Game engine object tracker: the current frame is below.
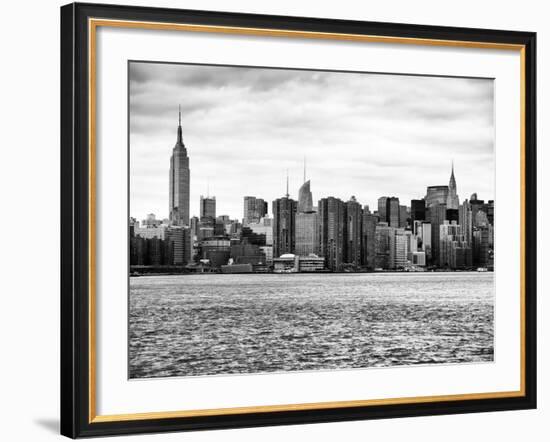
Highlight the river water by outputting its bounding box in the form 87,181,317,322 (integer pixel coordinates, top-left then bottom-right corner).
129,272,494,378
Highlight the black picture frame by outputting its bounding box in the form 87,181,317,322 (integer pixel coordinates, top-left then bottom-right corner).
61,2,537,438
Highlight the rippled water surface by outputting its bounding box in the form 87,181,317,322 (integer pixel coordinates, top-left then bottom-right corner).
129,272,494,378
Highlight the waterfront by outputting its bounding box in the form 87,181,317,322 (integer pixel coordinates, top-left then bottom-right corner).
129,272,494,378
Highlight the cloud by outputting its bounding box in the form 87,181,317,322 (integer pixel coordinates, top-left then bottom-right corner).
129,61,494,221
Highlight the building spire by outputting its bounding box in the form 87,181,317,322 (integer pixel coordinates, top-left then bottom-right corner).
176,105,183,145
303,156,306,183
286,169,289,198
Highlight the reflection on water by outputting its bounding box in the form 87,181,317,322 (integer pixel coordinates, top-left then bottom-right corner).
129,272,494,378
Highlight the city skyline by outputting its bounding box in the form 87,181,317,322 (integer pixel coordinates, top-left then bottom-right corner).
130,62,495,222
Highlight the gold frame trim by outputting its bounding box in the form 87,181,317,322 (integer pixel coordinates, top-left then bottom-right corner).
88,18,527,424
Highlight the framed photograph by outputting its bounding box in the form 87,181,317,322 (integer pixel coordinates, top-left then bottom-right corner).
60,2,537,438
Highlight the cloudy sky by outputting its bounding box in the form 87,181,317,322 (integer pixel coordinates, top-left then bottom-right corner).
129,61,494,222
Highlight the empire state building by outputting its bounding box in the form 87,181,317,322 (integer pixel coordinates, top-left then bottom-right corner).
169,107,190,226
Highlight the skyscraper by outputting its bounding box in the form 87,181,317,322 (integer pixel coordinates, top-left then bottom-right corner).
459,199,473,245
425,185,449,208
297,180,313,213
199,195,216,221
318,197,346,271
361,213,378,269
374,222,392,269
389,228,411,269
388,197,400,228
428,202,447,265
272,177,297,258
411,199,426,226
295,170,318,257
169,107,190,226
377,197,388,223
243,196,268,225
345,196,362,267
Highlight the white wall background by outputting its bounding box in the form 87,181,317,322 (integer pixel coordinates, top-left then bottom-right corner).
0,0,546,440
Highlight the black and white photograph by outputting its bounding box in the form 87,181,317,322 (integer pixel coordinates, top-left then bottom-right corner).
128,61,495,379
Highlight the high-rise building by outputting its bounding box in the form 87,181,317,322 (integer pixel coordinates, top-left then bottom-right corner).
199,195,216,221
419,221,432,263
469,195,486,227
399,204,409,228
473,228,490,267
318,197,346,271
425,185,449,208
446,163,459,209
243,196,268,225
169,107,190,226
272,197,297,258
361,213,378,269
374,222,392,269
439,220,472,269
345,196,362,266
297,180,313,214
295,212,319,256
295,172,318,257
428,203,447,265
411,199,426,225
389,228,411,269
377,197,388,223
459,199,473,245
388,197,400,228
165,226,192,265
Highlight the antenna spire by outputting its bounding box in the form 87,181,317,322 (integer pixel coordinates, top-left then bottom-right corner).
286,169,289,198
176,105,183,145
303,156,306,183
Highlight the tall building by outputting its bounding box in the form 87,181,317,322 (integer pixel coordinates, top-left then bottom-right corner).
199,195,216,221
389,228,411,269
165,226,192,265
169,107,190,226
473,227,491,268
469,194,486,227
459,199,473,245
374,222,392,269
318,197,346,271
439,220,472,269
297,180,313,213
377,197,388,223
295,212,319,256
272,196,297,258
243,196,268,225
399,205,409,228
388,197,400,228
361,213,378,269
425,185,449,208
411,199,426,225
428,203,447,265
446,163,459,209
345,196,362,266
295,170,319,257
